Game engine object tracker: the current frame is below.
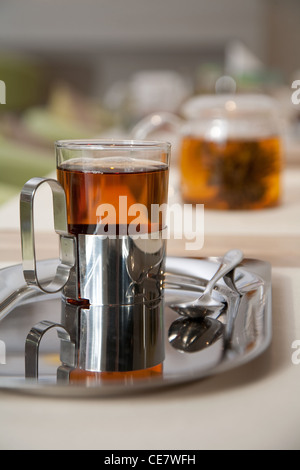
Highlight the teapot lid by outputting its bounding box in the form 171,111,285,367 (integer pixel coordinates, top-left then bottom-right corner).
181,94,279,119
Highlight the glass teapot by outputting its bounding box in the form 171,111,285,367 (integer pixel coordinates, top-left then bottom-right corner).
132,94,283,210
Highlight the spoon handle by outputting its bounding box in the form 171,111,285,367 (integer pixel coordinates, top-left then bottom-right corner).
204,249,244,296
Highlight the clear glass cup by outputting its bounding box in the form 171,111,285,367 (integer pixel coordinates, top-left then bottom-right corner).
56,139,170,235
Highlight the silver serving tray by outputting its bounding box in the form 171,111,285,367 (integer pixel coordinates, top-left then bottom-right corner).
0,257,272,397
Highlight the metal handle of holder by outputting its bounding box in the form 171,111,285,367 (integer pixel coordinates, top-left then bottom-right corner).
20,177,76,294
25,320,75,380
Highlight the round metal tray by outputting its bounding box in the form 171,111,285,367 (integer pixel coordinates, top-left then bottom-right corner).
0,257,272,397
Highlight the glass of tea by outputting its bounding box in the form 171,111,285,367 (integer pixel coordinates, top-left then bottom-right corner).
56,140,170,235
56,140,170,383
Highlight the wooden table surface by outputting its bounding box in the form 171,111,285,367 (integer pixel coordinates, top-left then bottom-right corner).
0,230,299,268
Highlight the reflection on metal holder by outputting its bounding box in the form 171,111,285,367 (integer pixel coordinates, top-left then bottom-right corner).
66,232,166,373
60,299,164,374
25,320,75,380
23,232,167,377
65,232,166,373
77,232,166,305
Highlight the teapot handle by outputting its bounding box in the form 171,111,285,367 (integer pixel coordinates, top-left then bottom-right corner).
131,112,183,140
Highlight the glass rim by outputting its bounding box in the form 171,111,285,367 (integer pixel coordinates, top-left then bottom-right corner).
55,139,171,152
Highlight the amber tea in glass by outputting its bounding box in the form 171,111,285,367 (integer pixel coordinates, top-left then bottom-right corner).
57,157,169,235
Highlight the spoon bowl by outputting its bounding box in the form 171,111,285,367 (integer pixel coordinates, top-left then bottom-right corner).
168,316,224,353
170,249,244,319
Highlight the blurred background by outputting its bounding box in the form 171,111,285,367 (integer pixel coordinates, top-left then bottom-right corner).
0,0,299,204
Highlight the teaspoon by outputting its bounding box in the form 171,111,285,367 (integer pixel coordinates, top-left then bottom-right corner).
168,316,224,353
169,249,244,319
